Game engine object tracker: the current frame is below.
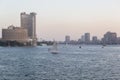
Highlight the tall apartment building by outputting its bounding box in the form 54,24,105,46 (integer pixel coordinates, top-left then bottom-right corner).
102,31,117,44
84,33,90,44
21,12,37,46
65,35,70,44
81,35,85,42
92,36,98,44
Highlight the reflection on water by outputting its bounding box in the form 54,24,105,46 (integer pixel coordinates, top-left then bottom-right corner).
0,45,120,80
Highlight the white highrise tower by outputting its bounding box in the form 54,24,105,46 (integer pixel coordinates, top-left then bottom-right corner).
21,12,37,46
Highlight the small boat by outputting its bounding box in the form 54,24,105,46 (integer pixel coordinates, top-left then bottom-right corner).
79,46,82,48
102,46,104,48
102,44,106,48
49,41,59,54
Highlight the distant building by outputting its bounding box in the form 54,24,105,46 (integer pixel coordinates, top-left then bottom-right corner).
65,35,70,44
81,35,85,42
117,37,120,44
84,33,90,44
21,12,37,46
92,36,98,44
78,38,81,43
2,25,28,42
102,31,117,44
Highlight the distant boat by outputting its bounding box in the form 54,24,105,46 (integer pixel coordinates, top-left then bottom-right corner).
49,41,59,54
102,46,104,48
102,44,106,48
79,46,82,48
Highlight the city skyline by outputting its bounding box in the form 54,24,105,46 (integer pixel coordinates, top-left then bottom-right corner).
0,0,120,41
63,31,120,45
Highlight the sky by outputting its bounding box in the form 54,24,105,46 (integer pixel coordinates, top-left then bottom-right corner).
0,0,120,41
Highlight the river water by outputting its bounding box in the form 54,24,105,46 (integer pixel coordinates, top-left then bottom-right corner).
0,45,120,80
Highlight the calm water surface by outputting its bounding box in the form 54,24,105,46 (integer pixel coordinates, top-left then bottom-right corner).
0,45,120,80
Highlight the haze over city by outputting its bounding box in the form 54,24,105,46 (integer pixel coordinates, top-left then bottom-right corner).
0,0,120,41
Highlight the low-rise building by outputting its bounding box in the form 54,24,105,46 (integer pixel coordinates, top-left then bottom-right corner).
2,25,29,42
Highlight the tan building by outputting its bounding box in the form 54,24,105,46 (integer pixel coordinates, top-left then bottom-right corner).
2,25,28,42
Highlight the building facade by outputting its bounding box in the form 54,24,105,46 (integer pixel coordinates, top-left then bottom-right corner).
81,35,85,42
2,25,28,42
21,12,37,46
92,36,98,44
65,35,70,44
84,33,90,44
102,31,117,44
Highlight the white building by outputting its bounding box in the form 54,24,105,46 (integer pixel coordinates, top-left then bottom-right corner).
21,12,37,46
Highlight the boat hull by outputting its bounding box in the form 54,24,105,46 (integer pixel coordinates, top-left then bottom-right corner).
51,51,59,54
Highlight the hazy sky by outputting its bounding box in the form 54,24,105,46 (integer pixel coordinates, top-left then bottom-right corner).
0,0,120,41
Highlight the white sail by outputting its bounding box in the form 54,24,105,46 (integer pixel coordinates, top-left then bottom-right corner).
49,41,59,54
53,42,57,50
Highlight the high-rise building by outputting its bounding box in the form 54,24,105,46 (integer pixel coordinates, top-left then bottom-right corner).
84,33,90,44
92,36,97,44
65,35,70,44
81,35,85,42
102,31,117,44
21,12,37,46
117,37,120,44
